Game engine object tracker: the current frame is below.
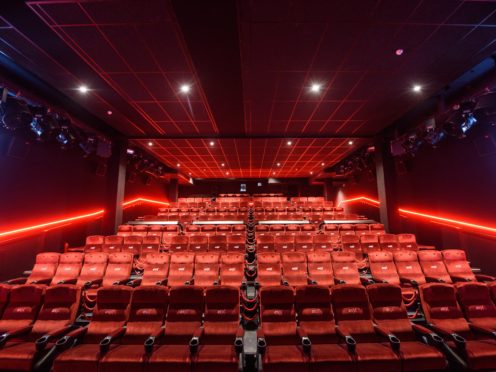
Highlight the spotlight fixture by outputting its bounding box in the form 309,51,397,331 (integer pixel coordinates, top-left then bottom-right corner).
276,162,281,167
226,172,229,175
348,140,354,145
209,141,214,146
126,148,135,155
221,163,225,167
310,171,313,175
395,48,404,56
321,162,325,166
177,163,180,167
78,85,89,94
147,141,153,146
180,84,191,94
107,110,113,116
310,83,322,93
287,140,292,146
412,85,422,93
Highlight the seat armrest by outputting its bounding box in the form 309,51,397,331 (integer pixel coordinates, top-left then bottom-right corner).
189,327,204,354
57,278,77,285
100,327,127,353
412,324,444,345
400,277,419,287
360,277,375,285
55,326,88,350
5,277,28,285
36,325,77,351
476,274,495,282
127,278,142,287
336,326,356,353
31,278,52,285
374,325,400,351
469,323,496,339
450,275,473,283
144,327,165,353
418,245,436,250
112,278,131,286
83,279,102,289
0,325,33,347
297,328,312,354
428,324,466,349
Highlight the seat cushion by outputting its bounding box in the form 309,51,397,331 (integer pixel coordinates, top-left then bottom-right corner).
145,344,191,372
53,344,103,372
192,344,237,372
0,342,37,371
309,344,354,372
355,343,401,372
263,345,309,372
463,339,496,371
99,345,147,372
399,341,447,371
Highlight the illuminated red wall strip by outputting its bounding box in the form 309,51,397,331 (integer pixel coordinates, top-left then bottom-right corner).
0,197,169,239
339,195,496,236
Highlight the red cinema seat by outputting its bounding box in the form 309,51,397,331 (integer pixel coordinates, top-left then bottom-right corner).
354,224,370,236
370,224,386,235
117,225,133,237
102,235,123,254
295,234,313,252
147,226,164,237
208,235,227,252
101,253,133,286
233,225,246,233
258,286,309,372
85,235,104,253
220,253,245,287
286,225,300,236
331,284,401,371
201,225,216,237
360,234,380,254
98,286,168,372
269,225,285,235
369,251,400,285
141,236,161,256
0,286,10,319
194,253,220,287
397,234,418,251
227,234,245,252
167,253,195,286
257,235,275,252
456,282,496,331
52,287,132,372
0,285,44,334
488,281,496,306
257,253,282,287
144,286,204,372
169,236,189,252
324,225,339,237
418,251,452,283
281,252,308,286
339,224,354,232
275,235,295,253
255,225,269,234
393,250,426,286
442,249,476,282
313,234,332,251
367,284,447,371
331,251,360,285
302,225,316,234
295,285,355,371
185,225,200,236
122,236,142,256
420,283,496,371
217,225,232,235
307,252,334,286
141,253,170,286
51,252,84,285
192,286,243,371
26,252,60,285
189,235,208,252
0,285,81,371
379,234,399,251
76,253,108,288
132,226,148,237
341,235,362,259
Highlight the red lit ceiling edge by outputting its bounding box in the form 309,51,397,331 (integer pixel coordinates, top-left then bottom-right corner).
0,197,169,239
339,196,496,236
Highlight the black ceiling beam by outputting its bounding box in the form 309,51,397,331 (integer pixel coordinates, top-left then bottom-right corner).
128,134,370,140
171,0,246,136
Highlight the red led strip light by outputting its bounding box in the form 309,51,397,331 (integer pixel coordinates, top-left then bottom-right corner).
0,197,169,239
338,196,380,207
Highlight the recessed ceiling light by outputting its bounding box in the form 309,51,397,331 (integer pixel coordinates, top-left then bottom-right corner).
78,85,89,94
177,163,180,167
310,171,313,175
276,162,281,167
147,141,153,146
106,110,112,115
310,83,322,93
188,172,191,175
180,84,191,94
413,85,422,93
273,172,276,175
221,163,225,167
209,141,214,146
321,162,325,166
287,140,292,146
348,140,354,145
226,171,229,175
395,48,404,56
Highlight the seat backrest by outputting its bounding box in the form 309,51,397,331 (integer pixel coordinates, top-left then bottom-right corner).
260,286,295,323
77,252,108,286
194,253,220,286
295,285,333,322
379,234,399,251
360,234,380,254
257,235,275,252
125,286,168,343
220,252,245,285
122,235,142,256
397,234,418,251
51,252,84,285
295,234,313,251
366,283,413,339
28,252,60,283
0,285,10,319
142,253,170,286
31,285,81,339
208,235,227,252
331,284,376,342
170,235,189,252
312,234,332,250
205,286,240,322
167,285,204,323
274,235,295,252
456,282,496,323
189,235,209,252
418,250,452,283
0,285,44,333
87,287,132,343
227,234,245,252
102,235,124,253
442,249,476,281
370,223,385,234
102,253,133,286
85,235,104,252
393,250,425,284
168,253,195,286
419,283,470,336
331,251,360,285
141,235,161,255
341,234,361,257
368,251,400,285
117,225,133,236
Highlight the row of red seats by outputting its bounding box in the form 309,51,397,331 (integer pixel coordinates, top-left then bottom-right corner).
259,284,448,371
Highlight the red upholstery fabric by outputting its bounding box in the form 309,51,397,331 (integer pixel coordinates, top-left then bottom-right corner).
0,285,10,319
360,234,380,254
27,252,60,284
194,253,220,286
418,251,452,283
85,235,104,253
220,253,245,286
257,235,275,252
208,235,227,252
397,234,418,251
141,236,161,255
307,252,333,286
189,236,208,252
102,235,124,253
331,252,360,285
295,235,313,252
456,282,496,330
312,234,333,251
226,234,245,252
170,236,189,252
275,235,295,253
368,251,400,285
281,252,308,286
0,285,44,333
442,249,476,282
51,253,83,285
257,253,282,287
122,236,143,256
101,253,133,286
167,253,195,286
76,253,108,287
341,235,362,259
379,234,399,252
141,254,170,286
393,251,426,285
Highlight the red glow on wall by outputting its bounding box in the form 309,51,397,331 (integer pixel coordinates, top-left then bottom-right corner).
0,196,169,240
338,196,380,207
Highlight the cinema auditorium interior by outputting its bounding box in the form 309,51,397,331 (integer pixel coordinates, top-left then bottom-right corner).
3,1,496,371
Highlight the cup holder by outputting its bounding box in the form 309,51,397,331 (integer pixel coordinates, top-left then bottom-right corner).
257,338,267,355
302,337,312,353
189,337,200,354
